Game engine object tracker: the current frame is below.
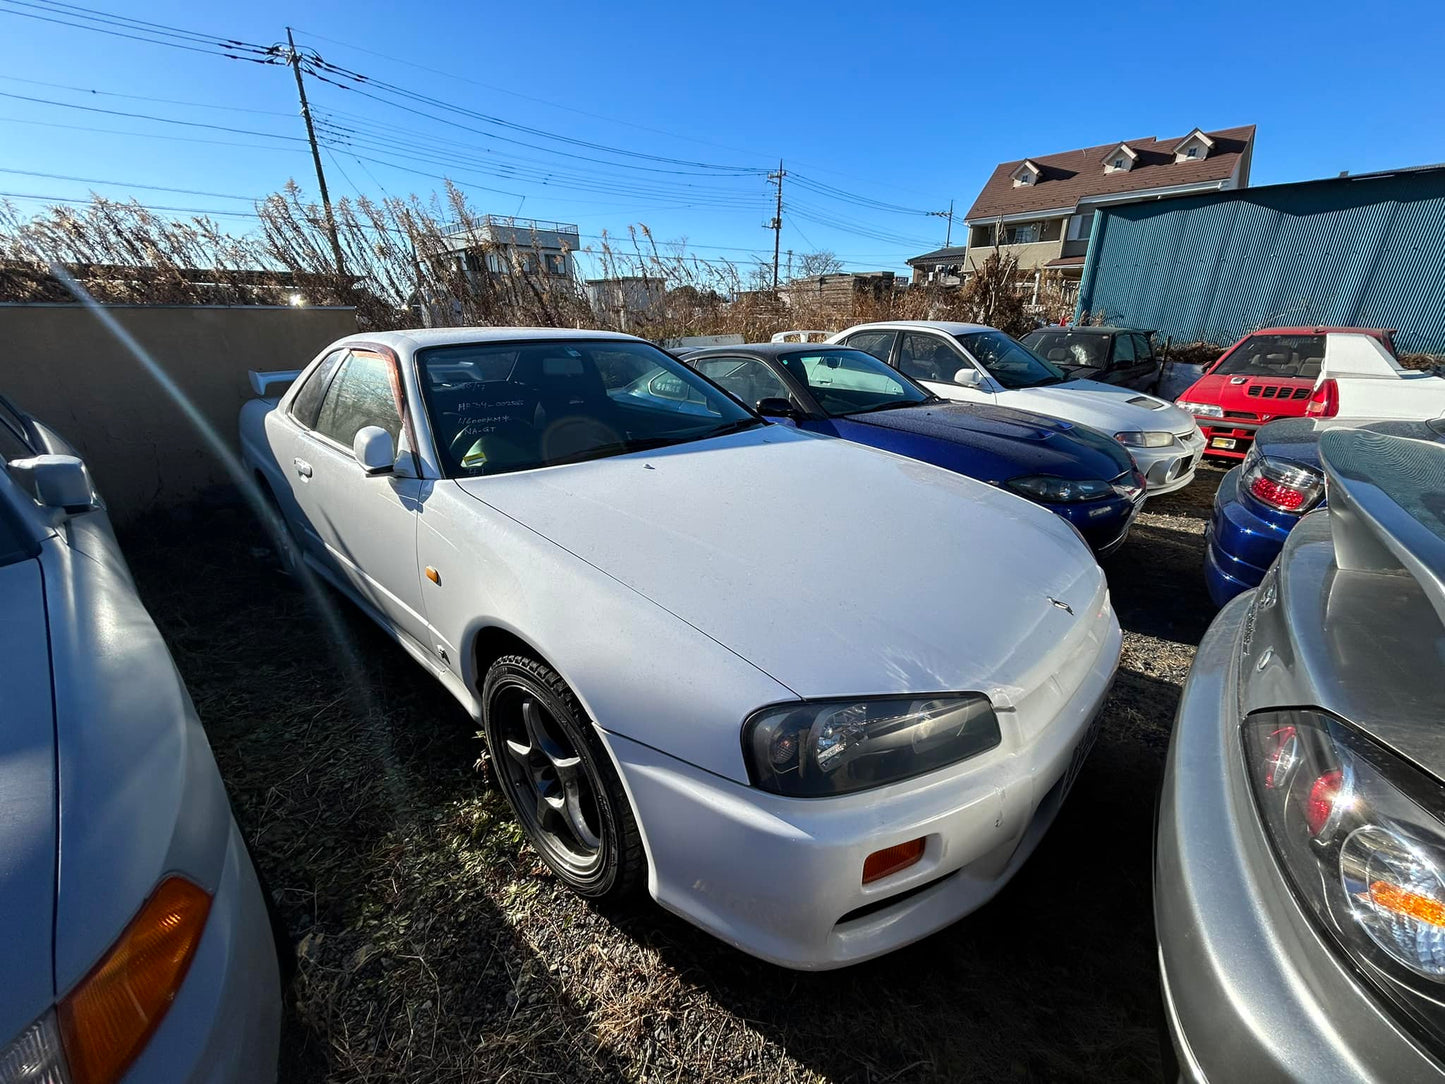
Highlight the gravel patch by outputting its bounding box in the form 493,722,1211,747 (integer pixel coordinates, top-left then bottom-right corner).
120,464,1229,1084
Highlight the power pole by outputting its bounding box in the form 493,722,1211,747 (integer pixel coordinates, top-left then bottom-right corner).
285,27,347,278
786,249,793,281
767,159,785,290
928,199,955,246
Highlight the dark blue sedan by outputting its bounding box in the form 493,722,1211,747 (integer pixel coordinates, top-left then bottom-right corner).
1204,415,1445,605
684,343,1145,554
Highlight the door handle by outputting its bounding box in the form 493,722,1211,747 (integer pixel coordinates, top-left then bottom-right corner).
292,457,313,479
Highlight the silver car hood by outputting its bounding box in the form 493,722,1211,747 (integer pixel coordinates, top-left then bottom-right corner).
0,557,57,1045
457,425,1110,700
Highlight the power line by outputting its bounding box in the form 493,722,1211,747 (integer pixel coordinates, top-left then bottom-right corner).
0,73,297,117
0,0,274,60
0,112,313,154
0,167,264,200
0,89,306,142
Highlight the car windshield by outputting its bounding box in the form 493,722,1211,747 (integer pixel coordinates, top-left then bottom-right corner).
778,348,931,415
956,331,1068,389
1021,331,1109,369
417,339,760,477
1213,334,1327,379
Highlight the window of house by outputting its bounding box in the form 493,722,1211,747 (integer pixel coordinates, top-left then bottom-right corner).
1113,158,1125,169
485,251,504,273
1186,146,1199,158
1067,211,1096,241
969,224,995,248
315,352,402,449
1004,223,1040,245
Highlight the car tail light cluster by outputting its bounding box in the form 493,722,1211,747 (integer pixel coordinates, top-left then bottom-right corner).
1305,378,1340,417
1244,709,1445,1047
1240,446,1325,514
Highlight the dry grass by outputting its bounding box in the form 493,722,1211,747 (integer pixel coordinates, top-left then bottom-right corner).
118,471,1226,1084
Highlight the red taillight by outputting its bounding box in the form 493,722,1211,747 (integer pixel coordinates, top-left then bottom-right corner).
1306,769,1346,838
1249,474,1308,511
1306,378,1339,417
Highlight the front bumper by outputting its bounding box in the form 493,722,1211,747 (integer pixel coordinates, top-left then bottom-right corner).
1202,466,1298,607
1198,419,1262,459
605,618,1120,969
122,820,282,1083
1048,493,1143,556
1132,428,1206,496
1154,594,1444,1082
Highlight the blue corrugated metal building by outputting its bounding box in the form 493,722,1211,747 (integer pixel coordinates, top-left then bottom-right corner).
1075,165,1445,353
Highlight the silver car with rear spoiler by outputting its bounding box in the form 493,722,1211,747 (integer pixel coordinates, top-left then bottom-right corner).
1156,429,1445,1082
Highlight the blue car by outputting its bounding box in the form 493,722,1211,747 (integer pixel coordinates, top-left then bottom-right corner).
1204,415,1445,605
684,343,1145,554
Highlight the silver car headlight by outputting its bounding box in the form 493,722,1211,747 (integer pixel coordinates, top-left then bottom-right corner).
0,1012,67,1084
1176,399,1224,418
1113,430,1174,448
1244,709,1445,1048
744,694,1000,797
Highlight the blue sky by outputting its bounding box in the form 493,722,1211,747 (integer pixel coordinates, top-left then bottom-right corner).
2,0,1442,278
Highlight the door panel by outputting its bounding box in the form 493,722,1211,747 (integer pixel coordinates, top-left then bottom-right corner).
294,351,429,643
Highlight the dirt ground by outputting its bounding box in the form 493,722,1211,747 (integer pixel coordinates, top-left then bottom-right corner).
122,463,1227,1084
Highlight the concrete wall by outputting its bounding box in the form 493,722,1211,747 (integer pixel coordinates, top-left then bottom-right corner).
962,238,1064,271
0,304,356,522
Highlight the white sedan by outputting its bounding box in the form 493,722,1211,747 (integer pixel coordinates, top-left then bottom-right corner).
239,328,1120,969
831,321,1206,495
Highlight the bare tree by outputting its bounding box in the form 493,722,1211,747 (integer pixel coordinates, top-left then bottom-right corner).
795,250,844,277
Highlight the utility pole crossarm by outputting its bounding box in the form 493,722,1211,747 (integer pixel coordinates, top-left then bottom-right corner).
928,199,955,247
286,27,347,279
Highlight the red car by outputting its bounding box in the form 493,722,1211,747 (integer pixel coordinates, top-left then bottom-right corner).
1174,326,1397,459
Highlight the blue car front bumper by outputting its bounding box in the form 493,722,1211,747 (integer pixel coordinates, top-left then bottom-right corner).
1048,493,1142,557
1203,467,1302,607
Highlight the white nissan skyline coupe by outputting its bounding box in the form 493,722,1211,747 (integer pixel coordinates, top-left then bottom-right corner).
239,328,1120,969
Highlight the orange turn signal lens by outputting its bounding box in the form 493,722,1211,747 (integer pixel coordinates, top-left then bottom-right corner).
1369,880,1445,927
862,838,925,885
58,875,212,1084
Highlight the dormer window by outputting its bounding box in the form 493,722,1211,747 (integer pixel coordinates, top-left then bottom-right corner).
1011,159,1041,187
1103,144,1136,173
1173,128,1216,163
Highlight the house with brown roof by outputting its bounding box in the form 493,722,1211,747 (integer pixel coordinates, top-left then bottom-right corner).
909,125,1255,303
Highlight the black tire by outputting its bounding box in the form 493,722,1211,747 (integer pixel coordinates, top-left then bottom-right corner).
481,654,644,900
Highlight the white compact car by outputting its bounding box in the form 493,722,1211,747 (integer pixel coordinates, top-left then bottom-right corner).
831,321,1205,495
0,396,281,1083
239,328,1120,969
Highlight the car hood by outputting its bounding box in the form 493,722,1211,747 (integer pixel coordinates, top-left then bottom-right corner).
0,557,57,1045
840,401,1132,481
456,425,1110,700
1181,372,1313,420
1000,379,1196,434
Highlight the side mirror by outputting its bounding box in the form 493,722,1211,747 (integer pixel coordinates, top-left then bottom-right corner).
756,397,798,420
353,426,396,475
10,454,95,513
953,368,983,387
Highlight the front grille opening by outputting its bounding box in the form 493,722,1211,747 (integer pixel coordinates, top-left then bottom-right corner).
836,870,961,926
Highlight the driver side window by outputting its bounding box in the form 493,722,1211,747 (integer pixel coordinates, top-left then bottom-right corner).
1110,334,1137,368
315,352,402,448
694,356,791,407
899,332,970,384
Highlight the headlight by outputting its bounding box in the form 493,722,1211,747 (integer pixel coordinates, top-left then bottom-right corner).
0,1012,67,1084
1005,475,1115,503
1176,400,1224,418
1239,444,1324,513
744,694,1000,797
1244,709,1445,1047
1114,430,1174,448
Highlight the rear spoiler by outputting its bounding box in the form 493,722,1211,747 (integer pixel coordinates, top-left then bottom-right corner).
1321,428,1445,625
248,369,302,398
1319,333,1406,379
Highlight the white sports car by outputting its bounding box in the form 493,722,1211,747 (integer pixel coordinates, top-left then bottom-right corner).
831,321,1206,495
239,328,1120,969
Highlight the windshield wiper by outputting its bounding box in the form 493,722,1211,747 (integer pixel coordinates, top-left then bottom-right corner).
704,417,766,438
849,399,926,415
